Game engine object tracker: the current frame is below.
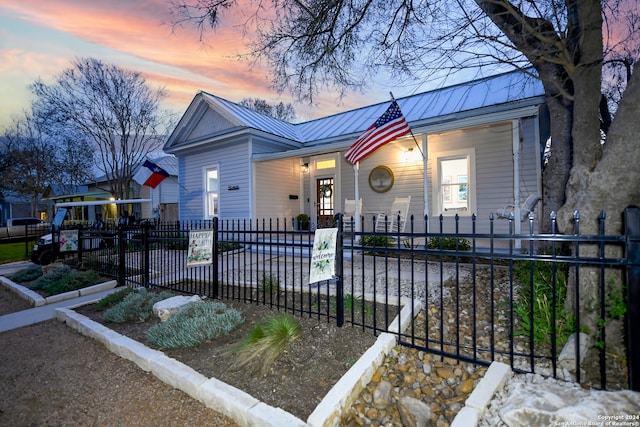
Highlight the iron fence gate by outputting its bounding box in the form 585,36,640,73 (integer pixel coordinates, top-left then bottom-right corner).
71,208,639,391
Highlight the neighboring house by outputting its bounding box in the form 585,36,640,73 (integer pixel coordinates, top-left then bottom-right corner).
164,69,548,235
47,153,179,224
133,153,179,222
86,153,179,222
0,192,48,226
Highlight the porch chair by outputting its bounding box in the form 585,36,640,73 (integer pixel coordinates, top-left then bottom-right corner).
342,198,362,231
375,196,411,233
496,193,541,221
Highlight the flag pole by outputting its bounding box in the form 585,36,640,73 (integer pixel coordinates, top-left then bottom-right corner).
354,162,360,232
390,91,429,234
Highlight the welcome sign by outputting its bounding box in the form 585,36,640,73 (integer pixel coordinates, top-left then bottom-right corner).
309,228,338,284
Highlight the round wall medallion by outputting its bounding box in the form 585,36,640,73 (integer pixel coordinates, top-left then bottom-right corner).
368,165,394,193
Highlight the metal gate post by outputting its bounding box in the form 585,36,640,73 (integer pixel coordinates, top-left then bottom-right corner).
625,206,640,391
336,213,344,327
118,226,126,287
212,217,219,299
142,222,150,287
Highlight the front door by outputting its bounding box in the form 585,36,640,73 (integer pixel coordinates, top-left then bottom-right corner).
316,177,334,228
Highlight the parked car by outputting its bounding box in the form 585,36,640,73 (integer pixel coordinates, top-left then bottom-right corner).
0,217,49,241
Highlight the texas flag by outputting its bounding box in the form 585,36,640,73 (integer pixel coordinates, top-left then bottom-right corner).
133,160,169,189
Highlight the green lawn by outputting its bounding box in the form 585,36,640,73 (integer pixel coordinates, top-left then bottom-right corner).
0,241,31,264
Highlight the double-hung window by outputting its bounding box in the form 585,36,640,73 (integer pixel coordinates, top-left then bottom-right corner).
434,149,475,216
205,166,219,218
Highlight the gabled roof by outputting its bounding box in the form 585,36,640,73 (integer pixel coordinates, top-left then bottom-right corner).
165,68,545,151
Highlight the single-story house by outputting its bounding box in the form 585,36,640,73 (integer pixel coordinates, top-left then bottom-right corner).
163,69,549,235
49,153,180,223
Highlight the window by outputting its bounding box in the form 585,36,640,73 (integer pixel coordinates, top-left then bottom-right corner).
434,150,475,216
316,159,336,170
205,167,218,218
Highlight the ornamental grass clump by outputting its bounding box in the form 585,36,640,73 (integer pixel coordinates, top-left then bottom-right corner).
233,314,301,374
103,288,174,323
145,302,243,349
10,265,43,282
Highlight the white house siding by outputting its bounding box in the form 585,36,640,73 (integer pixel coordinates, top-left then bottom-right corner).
424,121,527,234
178,140,252,221
187,108,237,140
339,138,427,232
254,158,302,223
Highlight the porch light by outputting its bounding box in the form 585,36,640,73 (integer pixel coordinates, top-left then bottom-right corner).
300,163,309,173
402,147,421,163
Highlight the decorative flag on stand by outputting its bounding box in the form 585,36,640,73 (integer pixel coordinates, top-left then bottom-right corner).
345,100,411,164
133,160,170,189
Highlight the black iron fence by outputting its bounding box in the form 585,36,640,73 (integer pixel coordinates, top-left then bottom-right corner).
69,207,639,392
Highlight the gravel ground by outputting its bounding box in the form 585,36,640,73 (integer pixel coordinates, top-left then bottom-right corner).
0,319,238,426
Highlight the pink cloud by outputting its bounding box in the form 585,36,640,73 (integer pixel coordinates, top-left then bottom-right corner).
1,0,384,127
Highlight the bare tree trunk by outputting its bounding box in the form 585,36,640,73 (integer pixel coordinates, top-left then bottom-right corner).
540,94,573,234
557,61,640,381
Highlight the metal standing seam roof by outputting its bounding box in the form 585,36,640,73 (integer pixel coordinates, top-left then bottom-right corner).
203,69,544,145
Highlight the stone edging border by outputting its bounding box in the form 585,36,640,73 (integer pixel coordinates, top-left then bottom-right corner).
1,267,511,427
0,275,117,306
55,295,510,427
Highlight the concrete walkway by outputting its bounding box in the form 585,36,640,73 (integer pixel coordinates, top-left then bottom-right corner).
0,287,118,333
0,261,121,335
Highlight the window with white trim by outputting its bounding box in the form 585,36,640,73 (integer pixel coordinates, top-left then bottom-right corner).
434,149,475,216
205,167,219,217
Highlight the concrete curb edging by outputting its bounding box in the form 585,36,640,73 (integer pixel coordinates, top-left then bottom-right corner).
450,361,512,427
0,275,117,307
55,297,422,427
0,276,46,306
308,297,420,427
56,308,307,427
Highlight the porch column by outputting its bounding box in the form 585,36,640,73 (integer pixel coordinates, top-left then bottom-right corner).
512,119,522,239
423,133,430,234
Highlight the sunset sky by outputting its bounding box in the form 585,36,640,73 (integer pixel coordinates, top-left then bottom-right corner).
0,0,398,129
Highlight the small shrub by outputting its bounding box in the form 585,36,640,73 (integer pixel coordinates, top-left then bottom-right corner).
512,261,575,348
427,237,471,251
95,287,135,309
146,302,243,348
10,265,43,283
29,266,72,291
233,314,301,374
103,288,174,323
219,240,241,252
260,274,279,293
359,235,393,247
41,269,101,295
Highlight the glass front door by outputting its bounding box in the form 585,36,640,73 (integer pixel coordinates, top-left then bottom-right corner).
316,177,334,228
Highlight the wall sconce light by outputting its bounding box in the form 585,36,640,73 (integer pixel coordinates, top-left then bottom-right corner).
402,147,422,163
300,163,309,173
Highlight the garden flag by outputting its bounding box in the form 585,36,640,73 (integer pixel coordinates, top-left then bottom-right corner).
344,100,411,164
133,160,169,189
309,228,338,284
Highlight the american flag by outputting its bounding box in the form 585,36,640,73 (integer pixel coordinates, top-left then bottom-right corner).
345,100,411,164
